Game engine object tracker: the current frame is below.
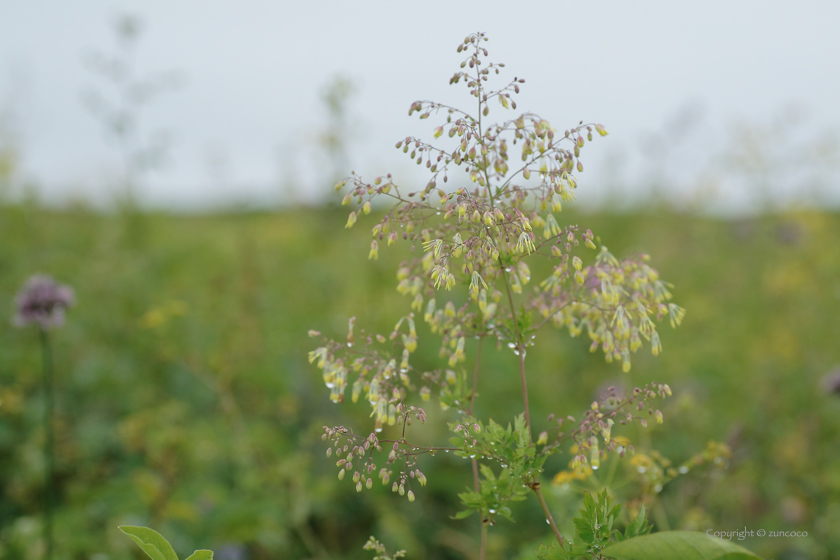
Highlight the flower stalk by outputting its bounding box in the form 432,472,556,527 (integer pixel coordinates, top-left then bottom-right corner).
39,327,56,560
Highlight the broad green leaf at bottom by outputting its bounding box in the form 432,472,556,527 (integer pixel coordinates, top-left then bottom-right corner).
118,526,180,560
602,531,762,560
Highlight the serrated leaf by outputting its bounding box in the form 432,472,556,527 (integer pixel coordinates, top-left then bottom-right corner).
118,526,179,560
573,517,594,544
479,464,496,481
603,531,762,560
184,552,213,560
451,509,474,520
625,505,651,540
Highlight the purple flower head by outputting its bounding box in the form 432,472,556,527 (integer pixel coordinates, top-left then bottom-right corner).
13,275,75,329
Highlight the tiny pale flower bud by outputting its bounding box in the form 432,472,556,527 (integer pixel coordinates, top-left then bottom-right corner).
407,490,415,502
537,431,548,445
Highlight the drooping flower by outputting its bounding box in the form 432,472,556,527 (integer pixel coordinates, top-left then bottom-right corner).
13,275,75,329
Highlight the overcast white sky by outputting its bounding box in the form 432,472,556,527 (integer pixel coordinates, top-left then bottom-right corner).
1,0,839,211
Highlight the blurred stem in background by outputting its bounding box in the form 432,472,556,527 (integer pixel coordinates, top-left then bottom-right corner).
318,76,356,188
39,327,55,560
81,13,181,207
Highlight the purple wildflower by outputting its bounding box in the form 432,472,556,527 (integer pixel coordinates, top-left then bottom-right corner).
13,275,75,329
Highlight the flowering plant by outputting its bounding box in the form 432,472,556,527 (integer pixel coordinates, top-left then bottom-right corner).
113,32,761,560
301,32,760,560
13,274,75,560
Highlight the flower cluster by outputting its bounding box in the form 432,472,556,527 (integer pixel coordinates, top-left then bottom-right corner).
309,315,424,430
322,420,437,503
13,275,75,329
310,32,685,525
540,382,673,473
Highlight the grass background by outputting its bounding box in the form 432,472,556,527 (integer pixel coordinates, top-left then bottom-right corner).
0,202,838,560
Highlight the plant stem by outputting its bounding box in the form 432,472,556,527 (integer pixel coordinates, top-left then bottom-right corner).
470,342,482,560
480,519,488,560
39,328,55,560
531,483,563,547
500,268,531,438
469,338,483,493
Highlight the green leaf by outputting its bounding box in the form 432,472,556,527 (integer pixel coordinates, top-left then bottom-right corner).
185,551,213,560
451,509,474,520
573,516,595,544
603,531,762,560
623,505,652,541
118,526,179,560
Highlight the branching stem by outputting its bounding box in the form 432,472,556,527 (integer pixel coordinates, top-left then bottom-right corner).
501,265,531,439
469,338,483,493
531,483,563,547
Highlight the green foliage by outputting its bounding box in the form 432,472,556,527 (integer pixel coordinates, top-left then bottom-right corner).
454,463,528,523
362,536,406,560
536,491,651,560
602,531,761,560
0,202,834,559
118,525,213,560
450,415,538,522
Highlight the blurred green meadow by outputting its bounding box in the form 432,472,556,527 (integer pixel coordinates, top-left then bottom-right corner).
1,201,839,560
